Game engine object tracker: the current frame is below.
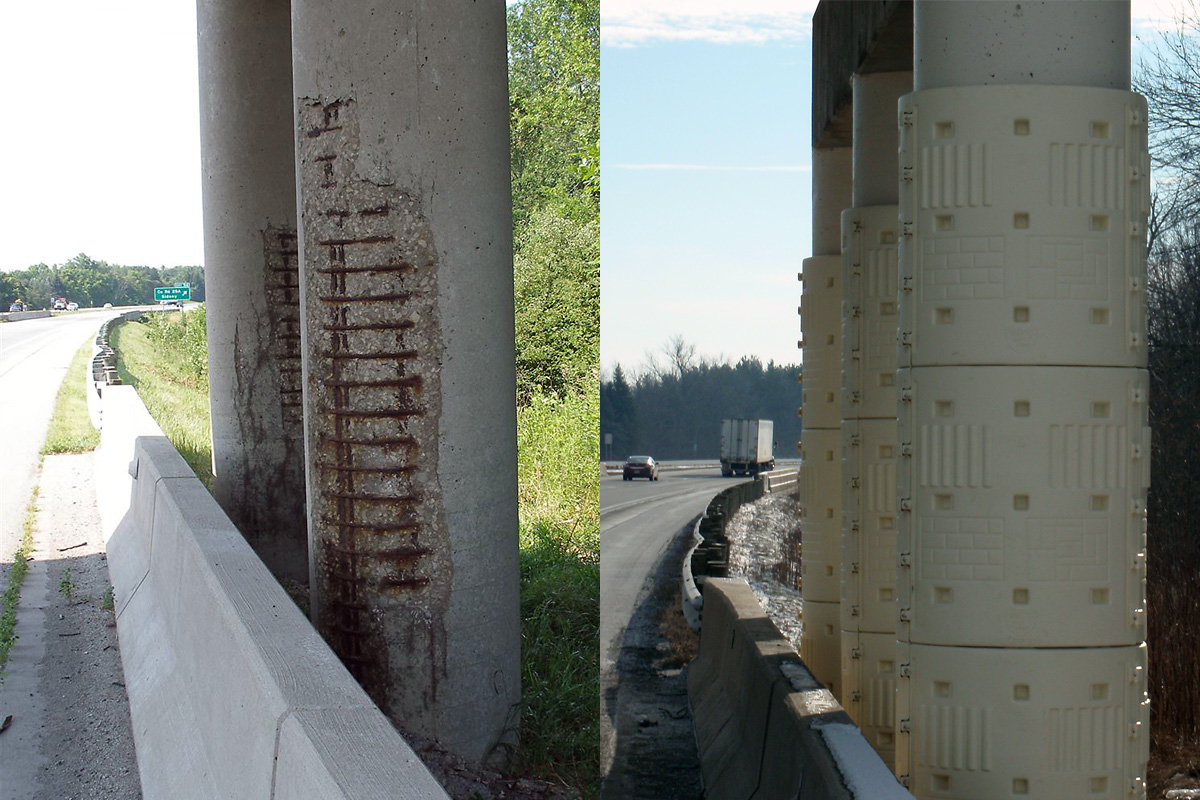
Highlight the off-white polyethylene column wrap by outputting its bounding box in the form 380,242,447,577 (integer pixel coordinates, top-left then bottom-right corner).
896,366,1149,649
896,83,1150,797
896,87,1150,369
895,643,1148,800
801,256,844,430
798,599,842,700
800,254,843,695
840,205,900,767
841,630,900,764
802,148,851,693
843,207,901,420
800,427,843,601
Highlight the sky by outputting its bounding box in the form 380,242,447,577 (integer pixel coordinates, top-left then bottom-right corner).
0,1,203,272
600,0,1181,376
0,0,1183,368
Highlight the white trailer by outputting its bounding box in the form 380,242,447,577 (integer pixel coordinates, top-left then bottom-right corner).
719,418,775,477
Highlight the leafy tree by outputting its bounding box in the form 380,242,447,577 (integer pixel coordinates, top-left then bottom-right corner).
514,208,598,400
508,0,600,227
507,0,599,402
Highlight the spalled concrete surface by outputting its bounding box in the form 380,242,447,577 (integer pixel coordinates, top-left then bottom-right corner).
97,386,449,799
291,0,520,764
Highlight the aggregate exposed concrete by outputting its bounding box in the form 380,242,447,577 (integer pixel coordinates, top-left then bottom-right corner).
291,0,520,765
197,0,308,585
913,0,1130,91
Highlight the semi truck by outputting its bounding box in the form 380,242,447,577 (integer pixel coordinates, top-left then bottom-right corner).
719,418,775,477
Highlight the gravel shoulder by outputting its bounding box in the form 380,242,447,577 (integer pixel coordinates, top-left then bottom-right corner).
0,451,141,799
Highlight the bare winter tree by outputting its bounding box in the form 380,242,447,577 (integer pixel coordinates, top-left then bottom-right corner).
1134,7,1200,748
1136,5,1200,242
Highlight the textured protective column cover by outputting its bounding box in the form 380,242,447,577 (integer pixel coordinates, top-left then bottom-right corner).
896,366,1149,649
895,643,1148,800
897,87,1150,370
800,427,844,602
840,204,900,767
896,81,1150,797
801,255,845,431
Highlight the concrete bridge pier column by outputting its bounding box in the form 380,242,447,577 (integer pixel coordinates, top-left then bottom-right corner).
197,0,308,585
840,69,910,769
896,2,1150,796
800,145,851,700
290,0,521,767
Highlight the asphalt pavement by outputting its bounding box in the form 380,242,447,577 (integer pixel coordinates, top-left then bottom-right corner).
0,312,120,568
599,467,744,796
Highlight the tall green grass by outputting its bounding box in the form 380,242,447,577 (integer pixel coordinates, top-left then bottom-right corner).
110,310,214,487
42,340,101,454
0,485,38,675
514,388,600,796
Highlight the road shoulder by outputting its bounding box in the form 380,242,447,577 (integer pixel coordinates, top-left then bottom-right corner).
0,452,141,799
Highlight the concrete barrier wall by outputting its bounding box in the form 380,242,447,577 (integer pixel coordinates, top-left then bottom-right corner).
689,579,913,800
96,385,448,800
0,310,52,322
761,468,799,494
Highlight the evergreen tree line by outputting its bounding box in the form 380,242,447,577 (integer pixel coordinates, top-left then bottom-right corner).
0,253,203,310
601,341,801,463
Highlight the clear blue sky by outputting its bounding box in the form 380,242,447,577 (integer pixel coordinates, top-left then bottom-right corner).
601,0,1176,377
601,3,816,374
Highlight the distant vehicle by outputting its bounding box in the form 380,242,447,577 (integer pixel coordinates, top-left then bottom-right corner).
720,418,775,477
623,455,659,481
159,299,184,308
103,302,114,308
52,298,67,311
66,302,79,311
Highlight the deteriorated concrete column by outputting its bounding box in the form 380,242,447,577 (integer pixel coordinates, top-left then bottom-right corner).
840,70,910,769
800,145,851,699
291,0,520,766
897,3,1149,796
197,0,307,585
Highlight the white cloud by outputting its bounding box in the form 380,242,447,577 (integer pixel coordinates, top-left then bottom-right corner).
611,163,811,172
602,0,818,46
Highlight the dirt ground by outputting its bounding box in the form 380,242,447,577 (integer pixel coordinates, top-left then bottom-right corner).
0,452,141,800
1148,737,1200,799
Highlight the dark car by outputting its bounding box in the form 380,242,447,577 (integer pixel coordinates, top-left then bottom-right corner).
623,455,659,481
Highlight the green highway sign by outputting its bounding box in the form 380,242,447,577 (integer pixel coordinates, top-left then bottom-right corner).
154,286,191,302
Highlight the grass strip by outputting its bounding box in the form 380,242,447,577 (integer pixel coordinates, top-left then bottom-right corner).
514,389,600,797
515,520,600,796
0,482,39,674
109,312,214,487
42,339,101,455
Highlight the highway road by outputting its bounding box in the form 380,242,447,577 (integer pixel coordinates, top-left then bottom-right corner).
0,311,120,566
599,465,744,795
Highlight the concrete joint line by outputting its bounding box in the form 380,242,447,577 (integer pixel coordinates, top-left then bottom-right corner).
116,474,192,621
269,708,291,799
